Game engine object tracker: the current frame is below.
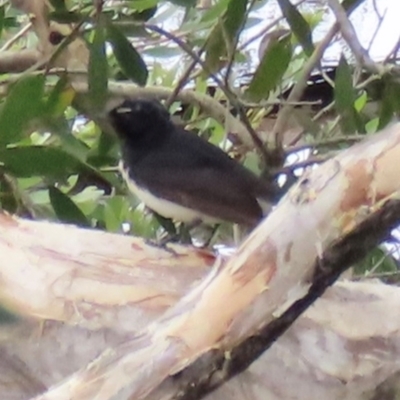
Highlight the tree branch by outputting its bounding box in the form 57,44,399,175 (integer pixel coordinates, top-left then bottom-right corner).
0,213,213,330
272,24,339,148
0,50,41,73
171,198,400,400
327,0,381,74
33,122,400,400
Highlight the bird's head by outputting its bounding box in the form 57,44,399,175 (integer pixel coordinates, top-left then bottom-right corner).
107,98,172,145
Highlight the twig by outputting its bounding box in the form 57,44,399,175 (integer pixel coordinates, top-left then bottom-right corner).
145,23,270,163
224,0,257,85
238,0,307,51
241,99,321,108
366,6,386,53
0,22,32,51
364,247,397,276
93,0,104,14
275,155,331,176
235,105,272,167
355,270,400,282
272,24,339,148
327,0,381,74
164,42,207,109
312,101,335,121
145,24,227,95
384,35,400,63
74,81,257,147
372,0,384,20
287,134,365,154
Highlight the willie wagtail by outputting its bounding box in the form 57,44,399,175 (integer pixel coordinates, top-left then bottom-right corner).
108,98,280,227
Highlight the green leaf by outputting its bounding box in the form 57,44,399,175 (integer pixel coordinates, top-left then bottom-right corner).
103,196,129,232
134,7,158,21
49,119,90,163
0,5,5,38
49,11,83,23
245,34,292,101
354,91,367,112
277,0,314,56
201,0,230,22
126,0,158,21
143,46,181,58
354,247,398,276
378,79,400,129
223,0,247,37
0,146,82,178
49,0,67,10
334,56,361,133
166,0,196,7
342,0,364,13
129,0,159,10
45,75,75,116
365,118,379,134
335,56,354,110
97,130,118,157
49,186,90,227
129,207,160,238
89,16,108,107
3,17,18,29
204,0,248,72
0,174,17,213
0,143,120,194
0,75,45,146
106,22,148,86
204,24,226,72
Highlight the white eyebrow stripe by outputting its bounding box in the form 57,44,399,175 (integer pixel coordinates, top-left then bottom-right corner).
116,107,133,113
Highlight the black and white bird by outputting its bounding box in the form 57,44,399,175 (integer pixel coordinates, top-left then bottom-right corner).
108,98,280,228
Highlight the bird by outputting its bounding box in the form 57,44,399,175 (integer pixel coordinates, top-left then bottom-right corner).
107,98,280,229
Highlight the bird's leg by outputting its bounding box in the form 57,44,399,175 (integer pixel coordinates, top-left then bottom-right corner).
154,213,177,236
144,239,178,255
201,224,220,248
155,222,194,246
146,215,199,249
158,220,202,246
177,223,193,244
143,213,180,253
233,224,241,246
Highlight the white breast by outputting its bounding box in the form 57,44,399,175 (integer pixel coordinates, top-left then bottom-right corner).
119,163,219,224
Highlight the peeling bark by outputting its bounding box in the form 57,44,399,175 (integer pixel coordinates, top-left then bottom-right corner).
0,214,214,331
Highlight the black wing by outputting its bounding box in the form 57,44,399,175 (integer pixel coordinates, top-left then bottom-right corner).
126,128,270,225
130,162,264,225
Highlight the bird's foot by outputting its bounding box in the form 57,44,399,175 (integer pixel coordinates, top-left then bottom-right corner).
145,236,179,255
200,224,220,248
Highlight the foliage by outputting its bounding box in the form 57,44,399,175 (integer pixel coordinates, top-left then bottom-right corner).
0,0,399,274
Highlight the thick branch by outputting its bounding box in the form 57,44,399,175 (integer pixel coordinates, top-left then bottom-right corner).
33,122,400,400
0,215,213,331
169,198,400,400
0,50,41,73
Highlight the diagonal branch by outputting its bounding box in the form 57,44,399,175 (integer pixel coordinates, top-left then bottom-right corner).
33,122,400,400
327,0,381,74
